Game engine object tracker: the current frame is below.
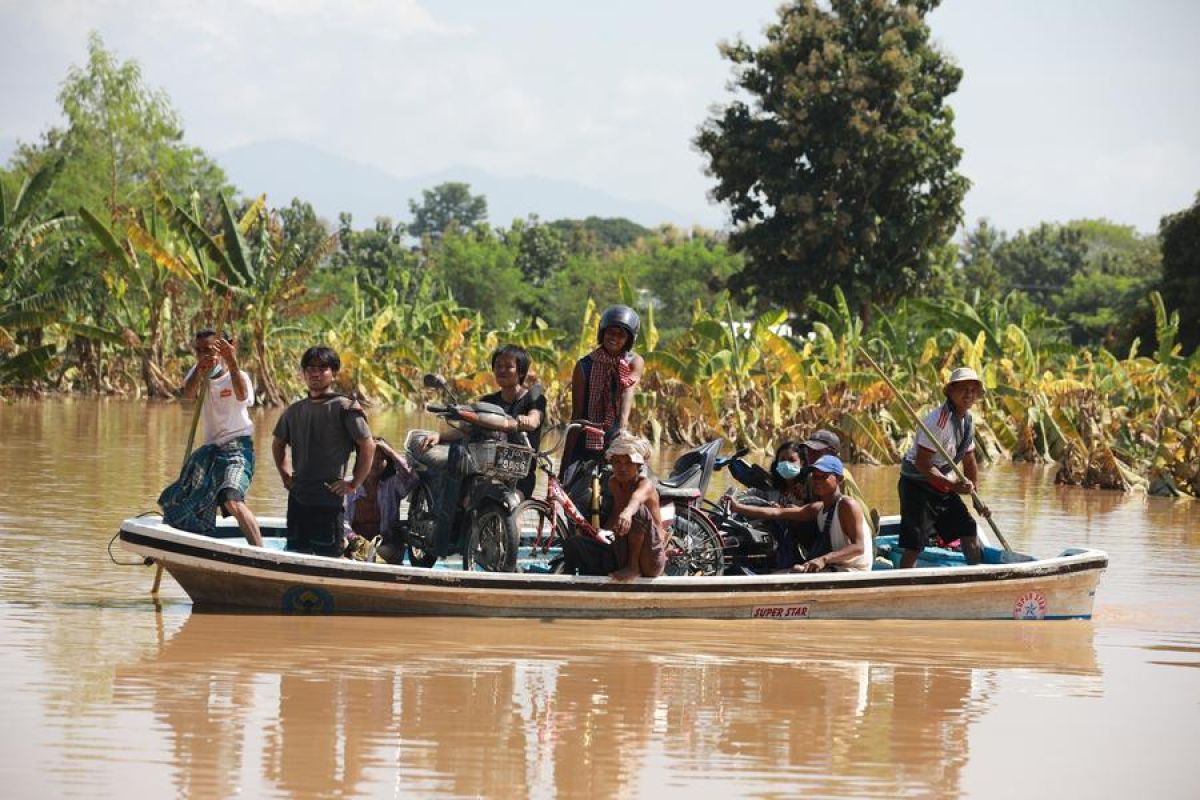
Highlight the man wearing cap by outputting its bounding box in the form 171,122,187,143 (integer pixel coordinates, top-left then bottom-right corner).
798,428,875,538
723,454,872,572
897,367,991,568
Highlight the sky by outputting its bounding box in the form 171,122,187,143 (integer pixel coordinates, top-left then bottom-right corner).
1,0,1197,235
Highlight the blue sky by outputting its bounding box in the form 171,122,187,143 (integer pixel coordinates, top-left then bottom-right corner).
1,0,1196,234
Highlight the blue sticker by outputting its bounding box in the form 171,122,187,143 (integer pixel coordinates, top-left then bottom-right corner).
282,585,336,614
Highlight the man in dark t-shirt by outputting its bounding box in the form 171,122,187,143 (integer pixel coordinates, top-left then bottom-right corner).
272,346,375,556
418,344,546,499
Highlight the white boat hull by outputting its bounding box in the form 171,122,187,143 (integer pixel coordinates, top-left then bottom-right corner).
119,516,1106,621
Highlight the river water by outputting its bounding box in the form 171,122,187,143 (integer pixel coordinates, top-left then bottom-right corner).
1,399,1197,799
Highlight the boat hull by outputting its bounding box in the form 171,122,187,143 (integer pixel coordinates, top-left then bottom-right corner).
119,517,1106,621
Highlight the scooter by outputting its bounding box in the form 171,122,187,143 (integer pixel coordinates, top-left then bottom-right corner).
400,375,533,572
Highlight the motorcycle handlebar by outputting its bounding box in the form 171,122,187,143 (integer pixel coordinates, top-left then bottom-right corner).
565,420,607,437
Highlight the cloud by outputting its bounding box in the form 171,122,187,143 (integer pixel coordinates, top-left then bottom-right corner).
243,0,467,40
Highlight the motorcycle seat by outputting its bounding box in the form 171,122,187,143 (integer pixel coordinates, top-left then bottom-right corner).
656,484,701,500
657,463,702,490
404,430,451,470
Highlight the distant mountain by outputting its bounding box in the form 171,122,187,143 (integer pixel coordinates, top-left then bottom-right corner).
214,139,694,230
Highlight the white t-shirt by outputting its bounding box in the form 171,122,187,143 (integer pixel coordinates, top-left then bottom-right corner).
902,403,974,475
186,366,255,445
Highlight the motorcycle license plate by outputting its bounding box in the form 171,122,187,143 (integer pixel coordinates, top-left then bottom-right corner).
496,446,528,473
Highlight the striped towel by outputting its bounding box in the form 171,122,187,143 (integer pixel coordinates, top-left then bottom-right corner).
158,436,255,533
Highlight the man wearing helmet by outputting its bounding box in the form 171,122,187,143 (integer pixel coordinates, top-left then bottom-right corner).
560,304,645,477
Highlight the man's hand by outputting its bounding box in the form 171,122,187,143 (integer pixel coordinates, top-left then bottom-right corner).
799,556,827,573
212,337,238,367
955,478,975,495
196,349,217,374
419,433,439,452
972,497,992,518
279,470,294,491
327,479,357,497
614,510,634,536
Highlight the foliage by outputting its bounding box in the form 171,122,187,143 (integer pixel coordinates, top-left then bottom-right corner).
422,226,525,329
4,30,1197,501
695,0,969,319
958,218,1161,351
1158,192,1200,354
407,182,488,241
547,217,650,254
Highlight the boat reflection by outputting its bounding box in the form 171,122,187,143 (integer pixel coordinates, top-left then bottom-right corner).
114,615,1100,798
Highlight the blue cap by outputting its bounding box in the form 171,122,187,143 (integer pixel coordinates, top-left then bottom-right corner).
811,454,844,477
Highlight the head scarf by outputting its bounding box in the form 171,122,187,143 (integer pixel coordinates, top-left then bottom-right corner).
605,431,652,464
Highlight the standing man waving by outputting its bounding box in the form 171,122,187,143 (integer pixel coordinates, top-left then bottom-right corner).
159,329,262,546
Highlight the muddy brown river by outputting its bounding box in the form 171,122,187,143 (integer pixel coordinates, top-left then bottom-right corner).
1,399,1197,798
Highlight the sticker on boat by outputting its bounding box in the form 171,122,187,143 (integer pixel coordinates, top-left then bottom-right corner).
282,585,336,614
1013,591,1047,620
752,604,811,619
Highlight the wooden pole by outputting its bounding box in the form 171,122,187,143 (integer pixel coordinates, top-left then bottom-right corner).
858,347,1012,552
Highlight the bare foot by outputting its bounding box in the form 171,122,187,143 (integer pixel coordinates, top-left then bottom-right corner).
610,565,641,581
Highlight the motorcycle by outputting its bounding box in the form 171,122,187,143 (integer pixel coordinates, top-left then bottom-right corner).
650,438,727,576
702,446,787,573
400,375,534,572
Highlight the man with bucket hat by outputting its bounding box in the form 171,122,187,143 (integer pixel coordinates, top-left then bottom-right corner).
897,367,991,568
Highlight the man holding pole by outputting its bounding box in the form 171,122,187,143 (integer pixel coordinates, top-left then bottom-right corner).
158,329,263,546
897,367,991,568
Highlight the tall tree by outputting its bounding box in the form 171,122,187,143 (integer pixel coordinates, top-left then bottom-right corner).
8,32,229,393
1158,192,1200,354
407,182,488,241
695,0,969,321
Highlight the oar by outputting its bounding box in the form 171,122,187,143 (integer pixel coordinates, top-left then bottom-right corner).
857,347,1012,552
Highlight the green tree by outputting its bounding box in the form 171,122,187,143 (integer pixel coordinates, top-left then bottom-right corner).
512,217,567,287
975,220,1160,349
408,182,488,241
424,227,524,329
7,32,229,391
547,216,650,255
1158,192,1200,354
619,228,745,334
15,32,228,217
695,0,969,321
957,220,1007,300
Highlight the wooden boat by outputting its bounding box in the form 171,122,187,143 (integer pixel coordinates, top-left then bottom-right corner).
118,514,1106,620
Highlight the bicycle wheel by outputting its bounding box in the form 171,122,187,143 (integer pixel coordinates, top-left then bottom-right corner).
663,504,725,576
515,499,569,574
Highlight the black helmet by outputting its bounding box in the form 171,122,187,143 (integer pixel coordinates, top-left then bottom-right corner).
598,304,640,351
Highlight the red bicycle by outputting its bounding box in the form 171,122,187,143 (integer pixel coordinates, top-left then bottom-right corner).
513,423,725,575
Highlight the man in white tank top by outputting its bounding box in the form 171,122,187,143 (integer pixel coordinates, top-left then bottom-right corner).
723,454,872,572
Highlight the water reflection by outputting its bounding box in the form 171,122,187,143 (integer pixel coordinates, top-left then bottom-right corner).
112,615,1099,798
